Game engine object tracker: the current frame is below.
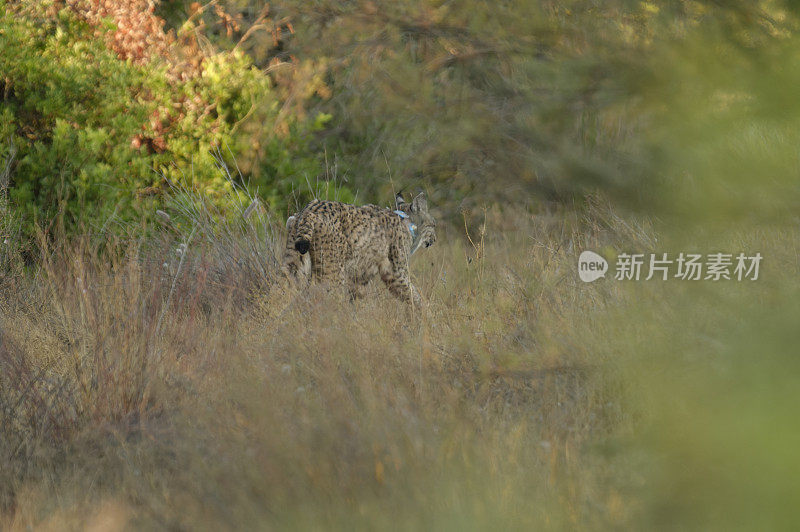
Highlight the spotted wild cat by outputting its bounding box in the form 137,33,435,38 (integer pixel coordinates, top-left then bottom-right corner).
283,193,436,305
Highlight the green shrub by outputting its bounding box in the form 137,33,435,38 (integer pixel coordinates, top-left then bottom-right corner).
0,0,340,237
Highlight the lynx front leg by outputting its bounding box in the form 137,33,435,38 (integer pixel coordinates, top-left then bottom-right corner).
379,255,420,306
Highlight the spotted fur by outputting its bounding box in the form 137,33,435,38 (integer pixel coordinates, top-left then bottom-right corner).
282,193,436,304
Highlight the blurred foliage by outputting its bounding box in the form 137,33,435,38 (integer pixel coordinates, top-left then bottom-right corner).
247,0,800,218
253,0,657,212
635,7,800,224
597,222,800,530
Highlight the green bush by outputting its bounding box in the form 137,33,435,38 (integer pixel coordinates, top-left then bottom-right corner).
0,1,340,238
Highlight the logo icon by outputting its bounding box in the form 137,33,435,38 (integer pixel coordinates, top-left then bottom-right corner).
578,251,608,283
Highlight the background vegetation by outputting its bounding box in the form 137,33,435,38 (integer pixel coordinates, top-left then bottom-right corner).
1,0,799,529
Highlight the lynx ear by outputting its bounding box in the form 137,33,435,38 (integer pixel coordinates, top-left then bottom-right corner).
395,193,406,210
410,192,427,213
286,215,296,230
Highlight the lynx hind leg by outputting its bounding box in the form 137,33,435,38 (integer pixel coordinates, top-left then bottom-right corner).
285,253,311,284
379,255,421,306
283,215,311,285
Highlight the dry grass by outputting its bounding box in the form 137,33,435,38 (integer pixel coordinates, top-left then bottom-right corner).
3,193,796,530
0,196,646,530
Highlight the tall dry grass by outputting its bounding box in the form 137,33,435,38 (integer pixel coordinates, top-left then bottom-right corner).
0,194,646,530
4,179,797,530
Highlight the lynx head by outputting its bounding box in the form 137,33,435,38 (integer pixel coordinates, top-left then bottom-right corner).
395,192,436,254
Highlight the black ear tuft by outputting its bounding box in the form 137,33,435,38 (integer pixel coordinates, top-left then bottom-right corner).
295,238,310,254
